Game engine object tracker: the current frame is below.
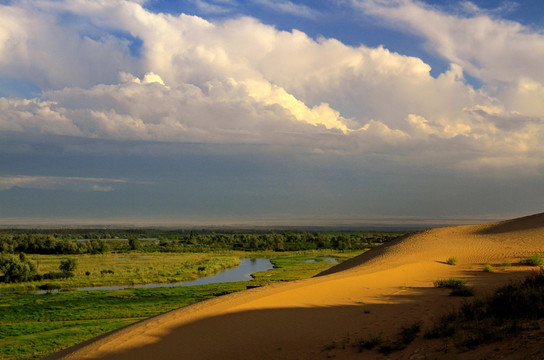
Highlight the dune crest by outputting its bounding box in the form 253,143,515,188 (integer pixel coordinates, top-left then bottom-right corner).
47,213,544,360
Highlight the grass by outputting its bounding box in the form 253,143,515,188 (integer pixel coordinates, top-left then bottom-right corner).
521,253,543,266
433,277,466,289
251,250,364,282
0,283,248,359
0,249,365,359
482,262,495,272
0,252,243,293
446,257,458,265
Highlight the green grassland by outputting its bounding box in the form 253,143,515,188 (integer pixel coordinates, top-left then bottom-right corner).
0,252,241,292
0,249,365,359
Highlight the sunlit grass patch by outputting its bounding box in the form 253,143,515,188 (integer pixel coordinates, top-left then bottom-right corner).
521,253,543,266
446,257,458,265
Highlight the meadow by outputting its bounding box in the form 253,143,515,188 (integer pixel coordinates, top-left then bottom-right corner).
0,247,367,359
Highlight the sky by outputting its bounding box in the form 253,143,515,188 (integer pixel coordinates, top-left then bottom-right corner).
1,0,544,227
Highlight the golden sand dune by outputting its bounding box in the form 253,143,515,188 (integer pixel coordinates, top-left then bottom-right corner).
47,213,544,360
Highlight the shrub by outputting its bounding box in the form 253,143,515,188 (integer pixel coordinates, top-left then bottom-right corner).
446,257,458,265
0,253,37,283
501,261,511,270
424,312,457,339
377,322,421,354
433,277,466,289
38,283,61,291
43,271,68,280
354,334,382,352
450,286,474,297
426,268,544,347
521,253,543,266
59,258,77,273
398,322,421,345
482,263,494,272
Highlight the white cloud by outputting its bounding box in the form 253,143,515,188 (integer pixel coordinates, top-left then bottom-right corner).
353,0,544,86
0,0,543,173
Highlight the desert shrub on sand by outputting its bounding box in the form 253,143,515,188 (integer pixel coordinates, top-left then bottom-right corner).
521,253,543,266
353,334,383,352
377,322,421,354
482,262,494,272
449,286,474,297
433,277,466,289
426,267,544,348
446,256,458,265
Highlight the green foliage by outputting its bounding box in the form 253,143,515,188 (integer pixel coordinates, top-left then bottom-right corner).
59,258,77,273
0,229,407,255
128,237,141,251
251,251,363,282
0,254,37,283
482,262,494,272
433,277,466,289
446,256,458,265
521,253,543,266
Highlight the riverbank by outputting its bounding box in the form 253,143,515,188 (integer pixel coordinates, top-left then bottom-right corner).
0,250,363,359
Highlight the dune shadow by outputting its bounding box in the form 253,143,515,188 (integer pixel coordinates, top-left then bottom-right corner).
476,212,544,235
53,286,457,360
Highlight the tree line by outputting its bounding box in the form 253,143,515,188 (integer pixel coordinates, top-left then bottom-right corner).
0,230,407,254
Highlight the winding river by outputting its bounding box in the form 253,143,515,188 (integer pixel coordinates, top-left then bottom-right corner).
73,257,274,292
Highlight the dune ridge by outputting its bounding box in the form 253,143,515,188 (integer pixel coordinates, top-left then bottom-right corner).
46,213,544,359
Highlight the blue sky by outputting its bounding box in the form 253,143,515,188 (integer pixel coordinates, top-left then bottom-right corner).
1,0,543,226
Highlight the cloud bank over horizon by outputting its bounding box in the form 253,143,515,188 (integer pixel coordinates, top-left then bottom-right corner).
1,0,543,223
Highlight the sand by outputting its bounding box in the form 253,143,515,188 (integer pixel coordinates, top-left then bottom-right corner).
46,213,544,360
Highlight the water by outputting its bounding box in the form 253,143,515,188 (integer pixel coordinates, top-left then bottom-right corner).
69,258,274,292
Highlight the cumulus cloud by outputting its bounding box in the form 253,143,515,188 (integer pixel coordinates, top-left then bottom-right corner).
0,0,543,173
352,0,544,86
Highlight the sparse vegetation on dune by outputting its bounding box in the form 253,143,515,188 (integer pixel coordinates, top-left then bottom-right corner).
446,256,458,265
482,262,494,272
521,253,543,266
433,277,466,289
426,267,544,349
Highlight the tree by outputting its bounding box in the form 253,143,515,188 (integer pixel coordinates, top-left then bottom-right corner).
0,253,37,283
128,237,141,251
59,258,77,273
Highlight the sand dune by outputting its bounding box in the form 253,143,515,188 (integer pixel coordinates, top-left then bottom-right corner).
46,213,544,360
